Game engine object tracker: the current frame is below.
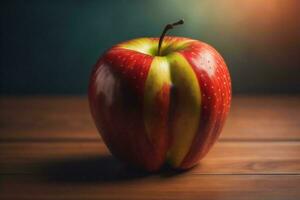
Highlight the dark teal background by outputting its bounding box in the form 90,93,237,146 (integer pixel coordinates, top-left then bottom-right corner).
1,0,300,94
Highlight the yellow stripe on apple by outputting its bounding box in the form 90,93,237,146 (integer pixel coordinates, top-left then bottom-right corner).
166,53,201,167
118,38,157,56
143,57,171,146
143,52,202,168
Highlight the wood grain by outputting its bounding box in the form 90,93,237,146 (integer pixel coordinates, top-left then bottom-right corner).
1,174,299,200
1,141,299,175
0,96,97,140
1,96,300,141
0,96,300,200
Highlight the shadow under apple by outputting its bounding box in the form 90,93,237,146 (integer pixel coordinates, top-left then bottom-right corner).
38,155,188,184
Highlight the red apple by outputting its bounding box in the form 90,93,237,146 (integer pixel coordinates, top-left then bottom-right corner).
89,20,231,171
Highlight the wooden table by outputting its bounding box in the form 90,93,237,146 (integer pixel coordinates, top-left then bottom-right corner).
1,96,300,200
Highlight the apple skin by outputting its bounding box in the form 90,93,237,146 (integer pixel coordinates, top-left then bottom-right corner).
89,36,231,171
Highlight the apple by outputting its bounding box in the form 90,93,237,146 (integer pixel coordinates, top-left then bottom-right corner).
89,20,231,171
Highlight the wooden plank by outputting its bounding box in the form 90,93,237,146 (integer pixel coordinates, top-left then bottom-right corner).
1,96,300,141
0,174,299,200
1,141,299,175
0,96,99,140
222,96,300,141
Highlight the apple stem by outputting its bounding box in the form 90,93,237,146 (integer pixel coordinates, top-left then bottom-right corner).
157,19,184,56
